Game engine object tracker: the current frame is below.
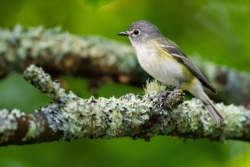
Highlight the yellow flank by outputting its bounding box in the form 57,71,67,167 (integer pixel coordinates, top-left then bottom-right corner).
153,40,195,85
153,41,174,60
181,77,196,91
182,66,195,84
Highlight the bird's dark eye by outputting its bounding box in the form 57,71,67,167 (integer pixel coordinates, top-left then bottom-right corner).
133,29,140,35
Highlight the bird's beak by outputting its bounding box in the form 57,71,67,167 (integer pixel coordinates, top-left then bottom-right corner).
118,31,129,36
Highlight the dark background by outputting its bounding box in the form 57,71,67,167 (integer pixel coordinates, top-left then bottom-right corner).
0,0,250,166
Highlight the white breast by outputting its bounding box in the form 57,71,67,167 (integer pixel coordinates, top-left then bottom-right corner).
134,44,185,87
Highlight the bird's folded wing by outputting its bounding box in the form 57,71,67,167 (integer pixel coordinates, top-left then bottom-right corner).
158,40,216,94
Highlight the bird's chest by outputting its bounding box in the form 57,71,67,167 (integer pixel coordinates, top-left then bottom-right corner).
135,44,184,85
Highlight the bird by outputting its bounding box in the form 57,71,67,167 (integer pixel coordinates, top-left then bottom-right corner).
118,20,224,125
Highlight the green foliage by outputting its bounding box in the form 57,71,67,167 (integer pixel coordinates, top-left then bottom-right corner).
0,74,50,112
84,0,117,9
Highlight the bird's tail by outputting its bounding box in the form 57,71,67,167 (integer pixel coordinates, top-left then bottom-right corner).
198,91,224,125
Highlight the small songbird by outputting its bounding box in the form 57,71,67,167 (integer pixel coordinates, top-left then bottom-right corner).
118,20,224,125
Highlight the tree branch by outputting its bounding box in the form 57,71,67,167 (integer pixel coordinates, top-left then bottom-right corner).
0,65,249,146
0,25,249,104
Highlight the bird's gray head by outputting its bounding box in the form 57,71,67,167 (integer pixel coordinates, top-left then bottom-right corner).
118,20,163,45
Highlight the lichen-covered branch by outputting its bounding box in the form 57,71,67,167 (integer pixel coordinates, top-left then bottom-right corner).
0,25,249,105
0,25,146,85
0,65,250,146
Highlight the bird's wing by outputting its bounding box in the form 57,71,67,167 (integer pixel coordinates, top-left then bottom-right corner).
157,38,216,93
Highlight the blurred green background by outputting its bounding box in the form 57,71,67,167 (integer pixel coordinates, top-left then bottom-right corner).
1,0,250,167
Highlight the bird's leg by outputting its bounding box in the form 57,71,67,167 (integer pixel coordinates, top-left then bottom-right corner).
147,88,173,100
173,80,183,91
161,80,183,95
152,80,183,100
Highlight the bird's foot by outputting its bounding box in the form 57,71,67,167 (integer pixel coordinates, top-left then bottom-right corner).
155,90,172,99
147,88,176,101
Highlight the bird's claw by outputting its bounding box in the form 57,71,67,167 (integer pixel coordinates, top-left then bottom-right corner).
147,89,176,101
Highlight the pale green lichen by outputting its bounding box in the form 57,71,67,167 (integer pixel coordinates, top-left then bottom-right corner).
21,114,46,142
22,120,37,141
0,108,44,142
23,65,67,101
0,25,137,73
0,109,18,133
175,99,218,133
10,108,25,118
217,103,247,139
58,92,160,140
41,104,69,134
0,109,23,143
143,79,167,96
169,98,249,141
